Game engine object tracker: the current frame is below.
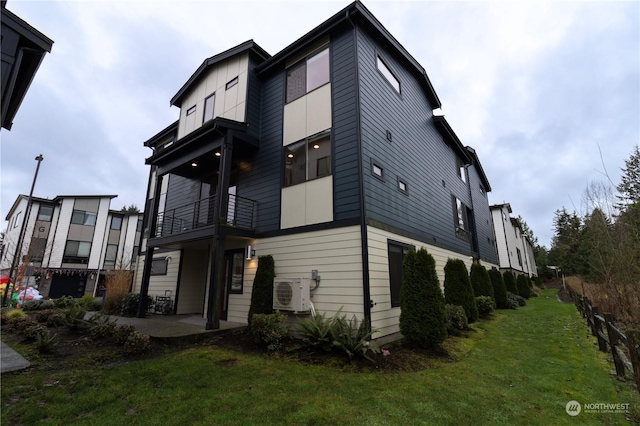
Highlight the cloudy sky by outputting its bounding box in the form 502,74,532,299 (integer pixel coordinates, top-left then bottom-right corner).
1,0,638,248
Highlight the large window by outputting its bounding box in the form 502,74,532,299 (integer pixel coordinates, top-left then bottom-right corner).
388,240,413,308
104,244,118,268
29,237,47,262
452,196,470,241
63,240,91,263
37,205,54,222
377,55,400,93
71,210,97,226
110,216,122,230
150,258,168,276
284,131,331,187
286,47,330,103
203,93,215,123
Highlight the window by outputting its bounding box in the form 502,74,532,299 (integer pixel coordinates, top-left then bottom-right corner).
225,77,238,90
136,218,143,232
38,205,54,222
372,161,384,181
457,157,467,183
28,237,47,262
104,244,118,268
452,196,470,241
398,178,408,194
131,246,139,267
71,210,97,226
286,46,330,103
377,55,400,93
388,240,413,307
284,131,331,187
203,93,215,123
516,248,523,267
479,185,486,196
186,105,196,116
228,251,245,294
150,258,168,275
13,212,21,228
110,216,122,230
63,240,91,263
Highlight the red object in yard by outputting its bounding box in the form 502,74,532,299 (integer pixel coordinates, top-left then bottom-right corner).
0,276,8,284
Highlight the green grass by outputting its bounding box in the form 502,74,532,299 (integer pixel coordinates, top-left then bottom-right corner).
2,289,639,425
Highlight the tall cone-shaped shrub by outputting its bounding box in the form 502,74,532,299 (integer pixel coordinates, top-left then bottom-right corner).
400,248,447,348
248,255,276,327
517,274,531,299
444,259,478,323
488,268,508,308
470,264,494,300
503,270,518,295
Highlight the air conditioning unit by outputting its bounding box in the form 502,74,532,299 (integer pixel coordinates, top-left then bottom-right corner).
273,278,311,313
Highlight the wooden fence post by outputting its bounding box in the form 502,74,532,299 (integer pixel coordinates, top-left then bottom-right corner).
592,307,607,352
626,330,640,392
604,313,625,379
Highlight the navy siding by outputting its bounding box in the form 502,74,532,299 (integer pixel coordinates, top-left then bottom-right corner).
331,29,361,221
356,26,473,255
245,53,263,140
239,69,283,233
468,165,499,264
164,174,201,212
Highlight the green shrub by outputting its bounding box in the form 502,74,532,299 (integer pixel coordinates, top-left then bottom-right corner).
516,275,531,299
53,296,77,309
36,331,58,354
5,309,26,320
248,255,276,327
297,312,334,352
80,294,101,311
249,313,289,352
35,309,57,323
329,312,377,361
120,294,154,317
62,305,91,331
22,323,49,341
488,268,508,309
503,271,518,295
475,296,495,318
46,313,64,327
445,304,468,336
400,248,447,348
470,264,494,300
506,292,526,309
21,300,45,311
124,331,151,354
89,315,118,340
8,315,36,334
114,323,136,345
444,259,478,323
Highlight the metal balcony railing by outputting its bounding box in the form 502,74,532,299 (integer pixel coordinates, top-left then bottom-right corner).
155,194,256,238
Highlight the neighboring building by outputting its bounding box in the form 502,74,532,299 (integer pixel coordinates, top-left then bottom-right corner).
134,1,498,342
1,194,143,298
1,0,53,130
490,203,538,277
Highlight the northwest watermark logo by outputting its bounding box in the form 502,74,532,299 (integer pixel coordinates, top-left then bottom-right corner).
566,401,630,416
565,401,581,416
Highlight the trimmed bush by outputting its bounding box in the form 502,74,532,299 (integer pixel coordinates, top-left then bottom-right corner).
445,304,468,336
488,268,508,309
114,324,136,345
506,292,526,309
503,271,518,295
120,294,154,317
22,323,49,341
124,331,151,354
53,296,77,309
400,248,447,348
444,259,478,323
470,264,494,300
516,275,531,299
35,309,57,323
89,315,118,340
475,296,495,318
21,300,54,311
249,312,289,352
248,255,276,327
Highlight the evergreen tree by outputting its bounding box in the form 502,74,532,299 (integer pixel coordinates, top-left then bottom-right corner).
617,145,640,207
248,255,276,327
470,263,494,301
400,248,447,348
488,268,508,308
516,274,531,299
444,259,478,323
503,270,518,295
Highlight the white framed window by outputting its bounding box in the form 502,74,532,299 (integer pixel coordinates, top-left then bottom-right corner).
63,240,91,263
203,93,215,123
186,105,196,116
110,216,122,230
71,210,97,226
13,212,21,228
104,244,118,267
286,46,330,103
284,130,331,187
457,157,467,183
398,178,408,194
225,77,238,90
37,205,54,222
376,55,400,93
372,161,384,181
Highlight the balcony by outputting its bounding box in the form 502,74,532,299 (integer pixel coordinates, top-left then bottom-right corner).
155,194,256,238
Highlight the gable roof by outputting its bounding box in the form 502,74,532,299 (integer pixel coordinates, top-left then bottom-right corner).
433,115,472,163
170,40,270,108
465,146,492,192
4,194,55,220
256,1,441,110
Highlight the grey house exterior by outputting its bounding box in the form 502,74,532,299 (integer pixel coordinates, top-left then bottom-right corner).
134,1,498,341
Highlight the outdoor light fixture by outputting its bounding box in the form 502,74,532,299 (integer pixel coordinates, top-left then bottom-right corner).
313,144,320,149
287,153,294,158
191,162,198,167
215,151,221,157
246,245,255,260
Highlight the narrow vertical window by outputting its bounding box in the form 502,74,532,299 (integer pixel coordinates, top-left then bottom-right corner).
388,241,413,307
377,56,400,93
203,93,215,123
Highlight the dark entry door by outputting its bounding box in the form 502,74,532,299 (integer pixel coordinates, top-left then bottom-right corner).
49,274,86,298
220,249,245,321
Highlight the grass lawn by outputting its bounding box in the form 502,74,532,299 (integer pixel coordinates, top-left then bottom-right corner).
2,289,639,425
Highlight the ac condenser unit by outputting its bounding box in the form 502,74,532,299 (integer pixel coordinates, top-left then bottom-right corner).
273,278,311,313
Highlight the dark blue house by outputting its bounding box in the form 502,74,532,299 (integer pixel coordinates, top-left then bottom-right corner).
134,1,498,342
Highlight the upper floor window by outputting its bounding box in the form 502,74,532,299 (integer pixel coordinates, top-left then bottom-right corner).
377,55,400,93
457,157,467,183
136,218,143,232
203,93,215,123
284,130,331,187
452,196,470,241
516,248,523,267
286,47,330,103
104,244,118,267
63,240,91,264
110,216,122,230
38,205,54,222
186,105,196,116
71,210,97,226
225,77,238,90
13,212,22,228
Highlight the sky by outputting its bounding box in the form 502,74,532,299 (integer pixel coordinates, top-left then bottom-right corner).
1,0,638,248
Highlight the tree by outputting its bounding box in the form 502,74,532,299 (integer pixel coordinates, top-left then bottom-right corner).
516,274,531,299
469,263,494,301
121,204,141,213
248,255,276,327
548,208,583,274
399,248,447,348
503,270,518,295
444,259,478,323
517,215,538,246
617,145,640,207
488,268,508,308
